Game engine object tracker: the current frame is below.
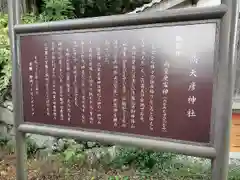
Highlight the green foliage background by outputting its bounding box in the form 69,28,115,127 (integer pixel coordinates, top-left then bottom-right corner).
0,0,151,100
39,0,151,19
0,13,11,101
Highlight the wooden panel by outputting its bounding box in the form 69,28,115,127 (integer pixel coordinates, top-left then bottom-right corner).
230,114,240,152
232,120,240,125
231,127,240,135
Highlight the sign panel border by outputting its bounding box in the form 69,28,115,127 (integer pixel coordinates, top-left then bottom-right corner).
17,19,220,147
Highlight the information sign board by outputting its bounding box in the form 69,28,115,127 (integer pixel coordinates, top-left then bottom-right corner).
20,22,217,143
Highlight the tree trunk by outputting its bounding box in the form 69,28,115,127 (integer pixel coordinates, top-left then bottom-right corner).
0,0,34,14
0,0,8,13
21,0,27,13
28,0,38,14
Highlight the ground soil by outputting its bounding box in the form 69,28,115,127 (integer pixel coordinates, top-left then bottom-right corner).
0,150,143,180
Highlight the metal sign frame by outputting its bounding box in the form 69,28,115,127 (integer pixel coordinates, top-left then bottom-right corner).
7,0,239,179
20,18,218,146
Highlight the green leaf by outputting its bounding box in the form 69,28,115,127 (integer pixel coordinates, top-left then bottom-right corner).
96,0,107,12
64,149,75,161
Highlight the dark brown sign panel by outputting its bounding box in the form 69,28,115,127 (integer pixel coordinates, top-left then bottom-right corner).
20,22,217,143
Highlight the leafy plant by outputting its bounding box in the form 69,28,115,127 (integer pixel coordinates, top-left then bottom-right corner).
0,133,10,147
228,166,240,180
21,13,39,24
26,137,41,158
41,0,75,21
62,145,86,167
110,147,176,173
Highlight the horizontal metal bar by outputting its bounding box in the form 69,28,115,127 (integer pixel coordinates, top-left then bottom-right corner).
14,5,227,34
18,123,216,158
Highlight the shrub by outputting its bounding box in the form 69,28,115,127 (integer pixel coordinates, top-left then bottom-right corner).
41,0,75,21
110,147,176,173
0,13,11,101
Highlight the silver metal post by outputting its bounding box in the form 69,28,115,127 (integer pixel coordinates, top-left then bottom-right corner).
211,0,239,180
8,0,27,179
